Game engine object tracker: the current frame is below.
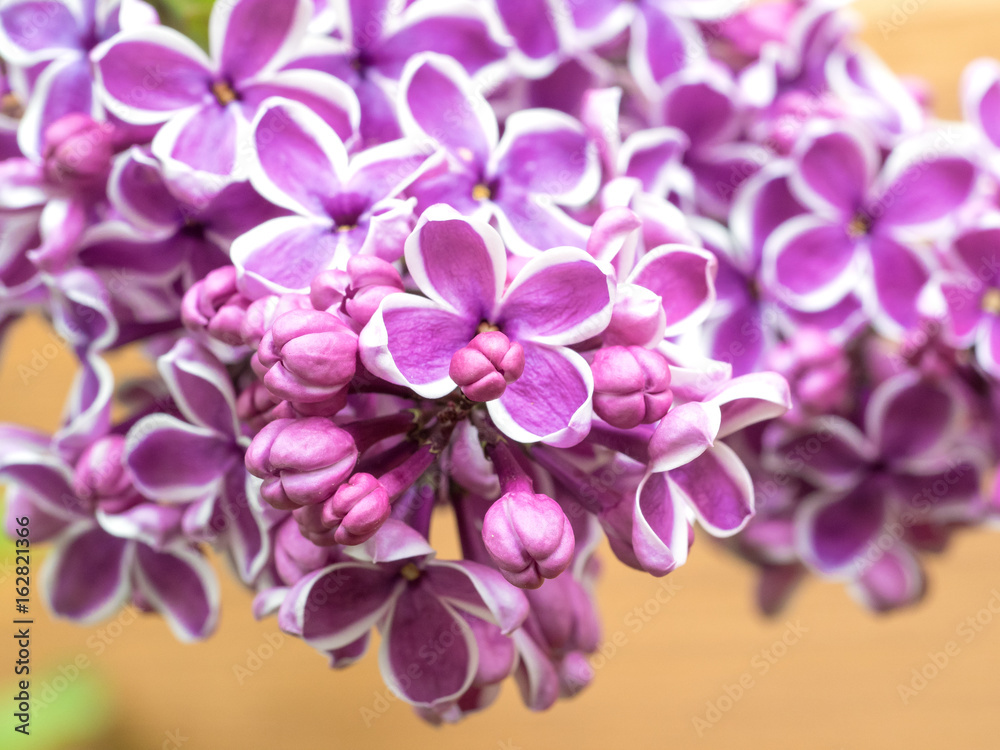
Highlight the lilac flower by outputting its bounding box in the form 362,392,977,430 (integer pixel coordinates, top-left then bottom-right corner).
0,0,158,158
0,357,218,640
278,520,528,709
93,0,358,201
763,122,978,333
770,373,984,579
284,0,509,145
398,53,600,255
231,98,436,295
124,339,272,582
361,205,615,446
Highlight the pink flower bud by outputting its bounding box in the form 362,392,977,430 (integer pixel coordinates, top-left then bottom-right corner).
245,417,358,510
256,309,358,403
449,331,525,402
240,293,313,349
72,435,140,513
482,491,575,589
603,284,667,347
311,256,405,329
42,114,115,186
274,517,336,585
591,346,673,429
320,472,391,545
236,381,296,433
766,328,849,418
181,266,251,346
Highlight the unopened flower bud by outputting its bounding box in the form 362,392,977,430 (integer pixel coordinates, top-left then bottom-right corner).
181,266,251,345
236,381,295,433
482,491,575,589
320,472,391,545
42,113,115,186
311,256,404,329
245,417,358,510
240,293,312,348
603,284,667,347
449,331,525,402
72,435,140,513
256,309,358,403
591,346,673,429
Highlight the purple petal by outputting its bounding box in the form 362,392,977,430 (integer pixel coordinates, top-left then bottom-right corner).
791,124,876,217
360,294,476,398
730,163,804,267
152,103,240,178
495,0,560,67
404,206,504,317
868,233,928,332
94,27,212,123
134,543,219,641
874,153,977,228
648,401,721,473
157,338,239,435
376,8,509,79
424,559,529,634
661,70,739,150
631,470,690,575
0,453,85,518
240,70,359,144
0,0,82,59
492,192,590,255
232,216,337,296
125,415,232,502
671,442,754,536
619,127,688,196
764,215,859,311
629,245,717,336
628,4,695,96
704,372,792,438
288,563,397,649
768,418,872,489
247,98,347,216
43,523,133,623
398,53,497,166
848,546,925,613
954,227,1000,286
489,342,592,448
499,248,614,345
963,58,1000,150
108,148,183,230
798,485,886,575
381,586,476,706
211,0,310,82
216,468,273,583
865,374,960,463
493,109,599,205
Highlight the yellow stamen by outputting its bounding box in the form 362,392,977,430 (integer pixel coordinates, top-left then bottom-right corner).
847,214,870,239
336,224,357,233
400,563,421,581
472,183,491,201
1,92,24,119
983,288,1000,315
477,320,500,334
211,81,238,106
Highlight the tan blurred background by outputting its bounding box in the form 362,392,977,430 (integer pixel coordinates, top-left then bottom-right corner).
3,1,1000,748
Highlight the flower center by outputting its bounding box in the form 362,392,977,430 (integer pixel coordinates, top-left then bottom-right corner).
400,562,421,581
336,224,357,233
1,92,24,119
982,288,1000,315
847,214,871,239
472,183,492,201
212,81,238,106
477,320,500,334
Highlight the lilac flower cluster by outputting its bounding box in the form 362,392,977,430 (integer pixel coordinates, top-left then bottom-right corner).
1,0,998,722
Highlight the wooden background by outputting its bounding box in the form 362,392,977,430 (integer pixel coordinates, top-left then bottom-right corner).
3,1,1000,747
